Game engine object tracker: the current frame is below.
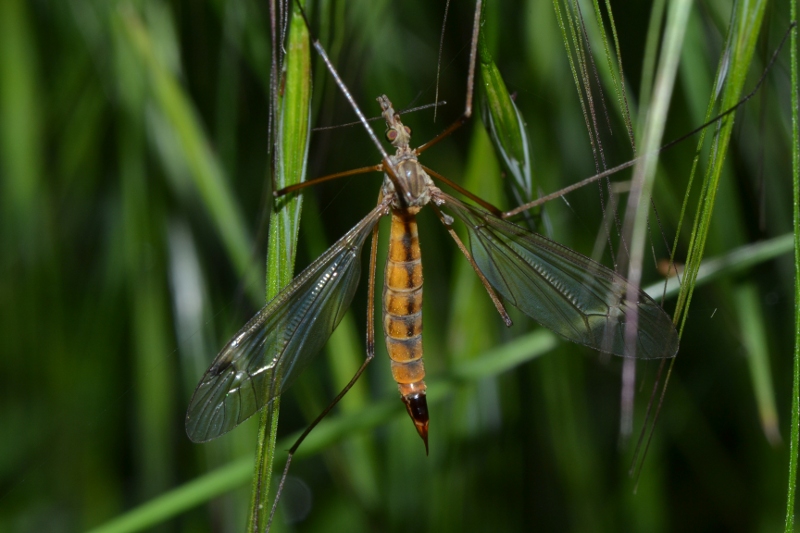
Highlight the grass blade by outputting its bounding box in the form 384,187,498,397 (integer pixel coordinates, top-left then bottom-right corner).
785,1,800,530
84,329,555,532
247,1,311,529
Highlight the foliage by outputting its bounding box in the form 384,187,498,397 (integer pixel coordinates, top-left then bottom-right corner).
0,0,795,532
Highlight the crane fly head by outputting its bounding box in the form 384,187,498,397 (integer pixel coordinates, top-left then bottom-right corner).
377,95,412,150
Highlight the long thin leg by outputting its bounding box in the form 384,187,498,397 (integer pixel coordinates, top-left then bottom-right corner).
293,0,405,189
365,193,382,364
502,29,794,221
267,452,293,530
267,194,384,530
429,200,512,327
433,0,452,122
274,164,383,197
415,0,482,156
313,102,448,132
422,164,503,217
503,159,639,219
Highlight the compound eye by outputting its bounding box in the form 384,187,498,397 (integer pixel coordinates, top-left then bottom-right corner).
404,126,412,136
386,129,398,142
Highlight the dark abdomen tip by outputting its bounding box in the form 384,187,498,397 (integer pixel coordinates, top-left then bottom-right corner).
401,392,429,454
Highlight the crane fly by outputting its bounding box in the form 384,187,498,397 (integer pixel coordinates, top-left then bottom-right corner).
185,98,680,447
185,0,679,454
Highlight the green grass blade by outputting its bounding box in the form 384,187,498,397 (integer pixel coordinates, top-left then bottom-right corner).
118,7,260,304
84,329,555,531
674,2,768,328
0,0,42,254
785,2,800,530
624,0,691,303
734,282,780,444
644,233,794,300
7,2,796,531
477,15,536,213
636,0,666,135
594,0,635,146
247,2,311,529
668,5,771,456
84,458,253,533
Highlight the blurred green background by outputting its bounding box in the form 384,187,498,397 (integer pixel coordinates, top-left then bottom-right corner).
0,0,796,531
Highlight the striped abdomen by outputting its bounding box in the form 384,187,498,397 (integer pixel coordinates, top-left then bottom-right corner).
383,209,429,450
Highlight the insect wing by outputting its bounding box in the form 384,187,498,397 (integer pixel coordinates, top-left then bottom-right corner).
186,204,386,442
439,193,678,359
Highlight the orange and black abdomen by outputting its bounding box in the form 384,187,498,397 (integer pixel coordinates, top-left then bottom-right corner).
383,209,429,449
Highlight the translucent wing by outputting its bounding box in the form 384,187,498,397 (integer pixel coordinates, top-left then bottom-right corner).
439,193,678,359
186,203,387,442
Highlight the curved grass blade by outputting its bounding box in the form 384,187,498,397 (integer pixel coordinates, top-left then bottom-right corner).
477,12,536,217
119,8,258,303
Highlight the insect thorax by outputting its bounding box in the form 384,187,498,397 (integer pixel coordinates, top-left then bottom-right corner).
382,153,434,212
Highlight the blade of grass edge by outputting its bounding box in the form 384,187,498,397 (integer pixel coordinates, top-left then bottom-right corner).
641,0,767,481
784,1,799,530
477,11,537,216
623,0,689,345
674,3,767,334
733,283,780,444
118,7,260,304
593,0,636,147
247,2,311,530
643,232,794,300
617,0,690,441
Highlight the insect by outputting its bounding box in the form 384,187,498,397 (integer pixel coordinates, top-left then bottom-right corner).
185,0,678,453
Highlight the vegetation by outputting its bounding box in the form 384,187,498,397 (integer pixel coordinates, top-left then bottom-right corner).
0,0,796,531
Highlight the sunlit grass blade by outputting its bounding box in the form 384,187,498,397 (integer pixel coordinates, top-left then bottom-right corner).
674,2,768,329
247,1,311,529
623,0,690,307
118,6,260,303
0,0,42,254
616,1,688,452
617,0,690,447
